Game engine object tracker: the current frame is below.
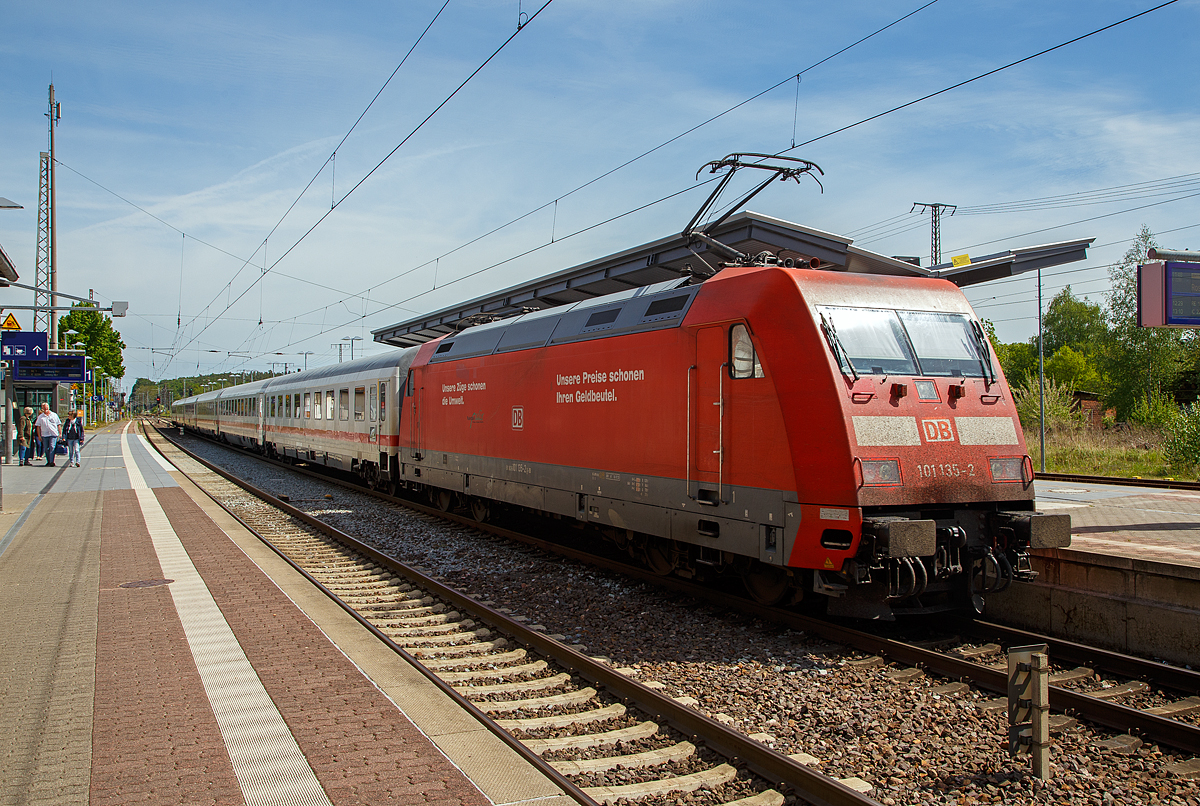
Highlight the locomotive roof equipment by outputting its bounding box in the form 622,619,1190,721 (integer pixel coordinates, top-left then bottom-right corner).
373,210,1093,348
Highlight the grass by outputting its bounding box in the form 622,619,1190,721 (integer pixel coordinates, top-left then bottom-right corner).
1024,424,1191,480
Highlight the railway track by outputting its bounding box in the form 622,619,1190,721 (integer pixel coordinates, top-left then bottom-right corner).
142,421,879,806
146,420,1200,798
1035,470,1200,491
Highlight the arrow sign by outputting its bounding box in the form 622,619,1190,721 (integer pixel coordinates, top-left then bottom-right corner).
0,331,48,360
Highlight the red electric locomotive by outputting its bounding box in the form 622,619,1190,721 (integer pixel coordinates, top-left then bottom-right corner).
399,258,1067,617
177,156,1073,617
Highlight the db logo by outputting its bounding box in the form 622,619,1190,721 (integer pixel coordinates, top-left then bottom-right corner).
511,406,524,430
921,419,955,442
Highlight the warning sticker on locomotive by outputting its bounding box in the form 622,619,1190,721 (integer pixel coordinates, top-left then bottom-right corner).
555,368,645,403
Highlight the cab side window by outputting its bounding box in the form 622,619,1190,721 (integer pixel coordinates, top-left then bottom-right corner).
730,323,763,378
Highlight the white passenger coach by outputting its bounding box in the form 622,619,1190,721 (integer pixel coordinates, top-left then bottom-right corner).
172,350,419,492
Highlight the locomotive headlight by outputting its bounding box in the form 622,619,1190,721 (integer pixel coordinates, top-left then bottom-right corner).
860,458,901,486
989,456,1026,482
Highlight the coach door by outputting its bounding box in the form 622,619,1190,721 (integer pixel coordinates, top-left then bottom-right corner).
691,325,725,503
257,395,264,446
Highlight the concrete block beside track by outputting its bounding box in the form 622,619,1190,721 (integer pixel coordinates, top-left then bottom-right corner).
986,548,1200,667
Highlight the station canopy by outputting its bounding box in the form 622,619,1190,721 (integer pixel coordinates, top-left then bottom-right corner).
373,211,1093,348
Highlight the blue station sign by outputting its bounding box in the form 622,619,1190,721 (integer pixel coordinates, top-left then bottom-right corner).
1,330,49,360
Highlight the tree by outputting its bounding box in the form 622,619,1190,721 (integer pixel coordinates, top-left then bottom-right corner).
1045,345,1102,391
1102,225,1186,419
982,320,1038,389
998,342,1038,390
1042,286,1107,358
58,303,126,379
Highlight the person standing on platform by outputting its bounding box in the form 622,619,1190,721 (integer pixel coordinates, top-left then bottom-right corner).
63,409,85,467
18,406,34,466
34,402,61,467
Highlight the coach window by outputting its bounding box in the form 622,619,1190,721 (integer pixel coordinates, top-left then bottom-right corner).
313,391,322,420
293,393,300,418
339,389,350,420
304,392,311,418
730,324,763,379
369,385,377,421
284,394,290,418
270,396,276,418
379,383,387,423
324,390,333,420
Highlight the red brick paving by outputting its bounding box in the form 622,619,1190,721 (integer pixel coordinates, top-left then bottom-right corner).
152,485,490,806
92,488,245,806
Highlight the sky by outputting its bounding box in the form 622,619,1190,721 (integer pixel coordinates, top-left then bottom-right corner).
3,0,1200,387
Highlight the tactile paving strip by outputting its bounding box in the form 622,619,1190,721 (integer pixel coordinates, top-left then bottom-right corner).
121,424,333,806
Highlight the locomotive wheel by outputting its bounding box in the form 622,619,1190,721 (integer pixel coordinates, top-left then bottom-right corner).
643,536,675,576
432,489,454,512
470,497,491,523
742,564,790,606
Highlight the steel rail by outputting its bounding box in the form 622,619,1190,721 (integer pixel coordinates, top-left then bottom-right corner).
1036,471,1200,491
958,617,1200,696
150,421,1200,754
144,421,880,806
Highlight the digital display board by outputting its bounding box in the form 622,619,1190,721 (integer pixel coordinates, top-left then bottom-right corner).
1166,262,1200,326
12,355,87,383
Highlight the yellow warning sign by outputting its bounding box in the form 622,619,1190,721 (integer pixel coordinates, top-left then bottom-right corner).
824,558,835,569
950,253,972,268
1,314,21,330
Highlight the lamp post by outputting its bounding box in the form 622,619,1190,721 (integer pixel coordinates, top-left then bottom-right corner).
342,336,362,362
72,341,85,420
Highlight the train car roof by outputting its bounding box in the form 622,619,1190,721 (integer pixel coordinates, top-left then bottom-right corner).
372,210,1093,347
173,348,417,407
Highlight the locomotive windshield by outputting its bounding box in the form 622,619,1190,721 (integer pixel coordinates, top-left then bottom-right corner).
819,306,989,378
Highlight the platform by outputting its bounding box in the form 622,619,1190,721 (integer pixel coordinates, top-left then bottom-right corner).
1035,479,1200,567
0,421,575,806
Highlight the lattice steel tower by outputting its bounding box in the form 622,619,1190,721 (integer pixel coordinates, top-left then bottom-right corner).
34,85,61,343
911,201,956,266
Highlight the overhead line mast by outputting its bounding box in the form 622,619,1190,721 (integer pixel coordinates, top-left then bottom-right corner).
35,84,61,344
912,201,956,266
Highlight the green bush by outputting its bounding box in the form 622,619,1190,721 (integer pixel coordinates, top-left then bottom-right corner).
1164,403,1200,466
1013,378,1079,431
1129,390,1178,428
